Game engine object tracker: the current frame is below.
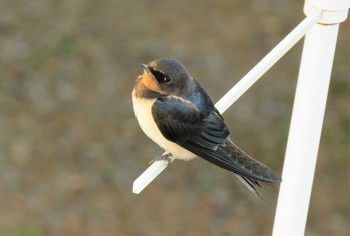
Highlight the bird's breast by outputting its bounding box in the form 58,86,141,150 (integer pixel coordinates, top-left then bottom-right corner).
132,91,196,160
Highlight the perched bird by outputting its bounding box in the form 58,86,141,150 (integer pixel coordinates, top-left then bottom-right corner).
132,58,281,200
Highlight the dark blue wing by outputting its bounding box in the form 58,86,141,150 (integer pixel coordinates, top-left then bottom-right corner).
152,96,228,150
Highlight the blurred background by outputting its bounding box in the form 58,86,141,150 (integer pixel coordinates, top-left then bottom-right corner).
0,0,348,235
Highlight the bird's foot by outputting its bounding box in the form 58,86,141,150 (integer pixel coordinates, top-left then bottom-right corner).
149,153,173,166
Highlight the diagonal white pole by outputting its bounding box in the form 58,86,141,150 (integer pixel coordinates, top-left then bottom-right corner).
272,0,349,235
214,9,321,113
132,10,322,194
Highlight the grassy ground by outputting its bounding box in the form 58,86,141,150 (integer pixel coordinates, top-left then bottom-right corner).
0,0,349,235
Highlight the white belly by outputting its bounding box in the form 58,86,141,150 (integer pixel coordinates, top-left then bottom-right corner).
132,94,196,160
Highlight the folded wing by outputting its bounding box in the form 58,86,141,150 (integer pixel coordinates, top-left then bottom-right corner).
152,96,281,186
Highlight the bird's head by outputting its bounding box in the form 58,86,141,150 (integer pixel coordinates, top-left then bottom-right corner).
140,58,192,96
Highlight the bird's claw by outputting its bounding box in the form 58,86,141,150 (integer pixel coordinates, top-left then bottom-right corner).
149,153,173,166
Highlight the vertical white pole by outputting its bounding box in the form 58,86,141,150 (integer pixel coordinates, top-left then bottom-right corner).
272,16,342,236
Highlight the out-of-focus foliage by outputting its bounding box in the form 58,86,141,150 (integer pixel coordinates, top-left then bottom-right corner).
0,0,348,235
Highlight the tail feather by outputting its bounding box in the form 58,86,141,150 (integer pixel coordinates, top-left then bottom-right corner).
235,174,266,202
177,135,282,201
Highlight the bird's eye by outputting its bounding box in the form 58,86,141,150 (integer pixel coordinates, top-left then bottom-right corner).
161,76,171,83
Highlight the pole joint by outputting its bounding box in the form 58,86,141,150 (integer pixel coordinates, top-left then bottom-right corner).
304,0,350,24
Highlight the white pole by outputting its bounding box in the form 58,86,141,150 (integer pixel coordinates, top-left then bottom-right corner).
272,1,349,235
133,157,172,194
214,10,321,113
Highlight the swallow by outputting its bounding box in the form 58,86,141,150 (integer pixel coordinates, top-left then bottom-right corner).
132,58,282,200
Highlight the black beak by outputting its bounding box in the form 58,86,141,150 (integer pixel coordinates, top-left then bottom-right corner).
140,63,152,74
